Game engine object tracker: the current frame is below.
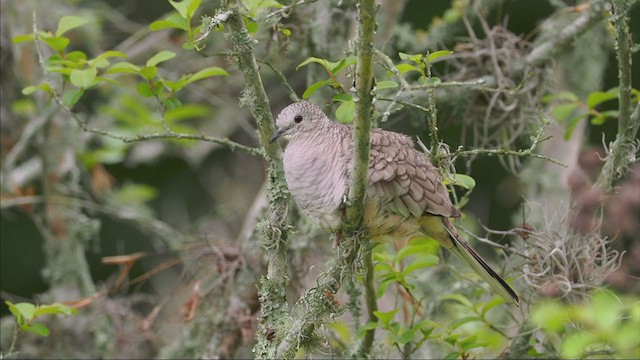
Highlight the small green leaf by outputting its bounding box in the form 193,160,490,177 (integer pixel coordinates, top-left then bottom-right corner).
296,57,331,72
427,50,453,62
551,103,579,122
302,79,332,99
375,80,398,90
66,51,88,63
542,90,579,103
281,28,291,36
391,328,416,345
335,100,355,123
13,303,37,322
563,114,586,140
5,301,25,325
62,89,84,107
34,303,78,316
440,293,473,308
106,62,141,75
187,0,202,17
243,0,284,12
586,90,618,109
398,52,422,63
136,82,154,97
401,255,439,275
481,296,506,316
22,86,37,95
169,0,189,18
331,56,357,74
245,20,259,34
373,309,397,326
70,67,97,88
332,93,353,102
531,301,567,332
395,63,421,75
450,315,480,330
448,174,476,190
394,244,435,263
56,15,89,37
12,33,35,43
146,50,176,67
184,66,229,84
23,323,50,336
149,14,189,31
163,97,182,110
139,66,158,80
42,36,70,52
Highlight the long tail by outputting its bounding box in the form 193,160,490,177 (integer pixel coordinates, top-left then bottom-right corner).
422,217,520,306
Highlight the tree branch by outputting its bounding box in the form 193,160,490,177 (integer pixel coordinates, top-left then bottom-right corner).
223,2,291,358
596,0,639,189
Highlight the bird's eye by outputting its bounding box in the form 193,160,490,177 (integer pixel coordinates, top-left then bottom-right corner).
294,115,303,123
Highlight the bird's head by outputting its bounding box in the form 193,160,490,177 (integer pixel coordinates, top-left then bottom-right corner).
270,101,329,143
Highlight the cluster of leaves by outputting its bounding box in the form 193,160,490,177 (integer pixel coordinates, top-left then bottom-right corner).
544,87,640,140
297,50,453,124
149,0,204,50
530,290,640,358
5,301,77,337
13,13,228,110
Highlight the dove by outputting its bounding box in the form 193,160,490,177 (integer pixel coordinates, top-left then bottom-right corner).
270,101,519,305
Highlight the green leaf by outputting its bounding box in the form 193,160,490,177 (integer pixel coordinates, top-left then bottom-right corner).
373,309,397,326
245,20,259,34
5,301,25,325
56,15,89,37
427,50,453,62
296,56,331,72
42,36,70,52
375,80,398,91
450,315,480,330
66,51,88,63
398,52,422,63
184,66,229,84
23,323,50,336
331,56,357,74
391,328,416,345
136,82,154,97
146,50,176,67
187,0,202,17
560,332,592,359
481,296,506,316
542,90,579,103
163,97,182,110
281,28,291,36
586,90,618,109
70,67,97,88
139,66,158,80
106,62,141,75
395,63,422,75
302,80,332,99
449,173,476,190
149,14,189,31
22,86,37,95
34,303,77,316
551,103,579,122
401,255,439,275
531,301,567,332
563,114,586,140
335,100,355,123
13,302,37,322
12,33,35,43
169,0,189,18
332,93,353,102
440,293,473,308
62,89,84,107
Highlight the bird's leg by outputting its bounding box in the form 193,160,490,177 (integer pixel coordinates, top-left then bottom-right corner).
333,195,349,249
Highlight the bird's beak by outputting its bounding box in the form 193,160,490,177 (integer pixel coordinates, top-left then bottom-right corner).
270,127,286,143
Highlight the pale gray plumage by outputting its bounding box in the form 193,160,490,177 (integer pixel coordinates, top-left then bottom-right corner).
271,101,519,305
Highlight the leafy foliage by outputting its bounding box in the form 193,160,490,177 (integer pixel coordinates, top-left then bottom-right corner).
5,301,77,337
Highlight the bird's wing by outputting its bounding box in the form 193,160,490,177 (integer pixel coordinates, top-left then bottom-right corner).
367,129,460,218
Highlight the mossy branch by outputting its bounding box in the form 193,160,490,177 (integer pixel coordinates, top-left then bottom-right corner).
223,2,291,357
596,0,639,189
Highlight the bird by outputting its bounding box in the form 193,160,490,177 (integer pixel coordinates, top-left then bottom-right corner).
270,101,520,305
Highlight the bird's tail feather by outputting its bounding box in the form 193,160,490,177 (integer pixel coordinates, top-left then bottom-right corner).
442,222,520,306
